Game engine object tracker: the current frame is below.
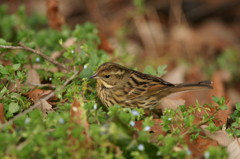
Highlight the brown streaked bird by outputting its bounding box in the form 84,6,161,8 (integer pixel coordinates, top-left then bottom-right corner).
90,62,213,109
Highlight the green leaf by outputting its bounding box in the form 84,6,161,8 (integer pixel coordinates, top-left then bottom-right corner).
219,104,227,110
0,38,11,45
144,65,156,76
12,64,21,70
8,102,20,113
157,65,167,77
79,66,93,78
236,103,240,111
205,122,220,133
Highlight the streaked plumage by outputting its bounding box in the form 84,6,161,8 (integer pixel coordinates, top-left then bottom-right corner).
90,62,213,109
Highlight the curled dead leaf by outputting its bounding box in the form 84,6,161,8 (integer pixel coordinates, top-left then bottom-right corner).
27,89,53,102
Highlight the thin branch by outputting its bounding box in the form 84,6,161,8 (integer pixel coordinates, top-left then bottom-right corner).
0,70,80,129
180,108,221,137
0,45,23,49
0,43,70,71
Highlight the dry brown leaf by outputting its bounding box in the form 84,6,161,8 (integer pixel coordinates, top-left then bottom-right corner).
63,37,76,48
201,125,234,146
69,98,90,147
25,68,41,86
210,71,225,98
39,99,53,116
185,134,218,157
70,99,83,125
0,103,5,123
39,99,53,111
98,33,114,54
228,138,240,159
202,126,240,159
50,51,63,60
27,89,53,102
150,119,166,142
134,119,165,143
210,71,231,126
163,65,186,84
8,80,23,92
228,88,240,105
46,0,64,30
159,97,185,110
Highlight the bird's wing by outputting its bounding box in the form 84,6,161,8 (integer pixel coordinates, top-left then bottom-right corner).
126,73,174,100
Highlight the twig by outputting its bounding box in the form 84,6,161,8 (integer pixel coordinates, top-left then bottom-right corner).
180,108,220,137
0,70,80,129
0,43,70,71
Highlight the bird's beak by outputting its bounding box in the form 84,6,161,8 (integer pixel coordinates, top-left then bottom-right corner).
89,73,98,79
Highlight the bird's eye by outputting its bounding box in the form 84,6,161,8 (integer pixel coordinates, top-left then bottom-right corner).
104,75,110,78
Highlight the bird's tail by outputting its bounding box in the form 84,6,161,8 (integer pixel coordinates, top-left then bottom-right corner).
169,80,213,93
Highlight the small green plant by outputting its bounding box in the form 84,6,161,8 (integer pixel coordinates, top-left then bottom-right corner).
226,102,240,137
0,5,236,159
144,65,167,77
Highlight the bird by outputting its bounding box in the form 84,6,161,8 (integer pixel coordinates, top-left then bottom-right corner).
90,62,213,109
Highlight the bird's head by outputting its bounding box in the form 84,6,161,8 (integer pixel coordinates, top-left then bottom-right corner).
90,62,130,88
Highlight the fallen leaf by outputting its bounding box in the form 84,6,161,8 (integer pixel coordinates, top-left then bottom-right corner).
8,80,23,92
39,99,53,111
185,133,218,157
70,99,84,125
98,33,114,54
227,138,240,159
159,97,185,110
210,71,225,98
134,119,165,143
69,98,90,148
228,88,240,105
210,71,232,126
63,37,76,48
0,103,5,123
25,68,41,86
163,65,186,84
39,99,53,116
26,89,53,102
201,125,234,146
46,0,64,30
